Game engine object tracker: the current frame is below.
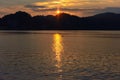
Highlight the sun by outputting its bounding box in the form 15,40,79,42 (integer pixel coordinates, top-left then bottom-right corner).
56,9,61,14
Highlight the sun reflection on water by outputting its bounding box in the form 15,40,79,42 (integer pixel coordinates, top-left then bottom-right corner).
53,33,63,73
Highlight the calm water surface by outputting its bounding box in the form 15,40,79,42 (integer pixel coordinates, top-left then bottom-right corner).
0,30,120,80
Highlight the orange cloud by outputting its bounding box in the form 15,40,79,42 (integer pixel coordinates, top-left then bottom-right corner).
1,0,120,17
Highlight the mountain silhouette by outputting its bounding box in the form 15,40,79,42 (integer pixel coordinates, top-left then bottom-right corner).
0,11,120,30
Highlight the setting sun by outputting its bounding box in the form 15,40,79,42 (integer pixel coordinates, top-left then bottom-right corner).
56,9,61,14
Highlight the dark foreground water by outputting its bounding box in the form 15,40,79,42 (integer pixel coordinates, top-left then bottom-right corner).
0,30,120,80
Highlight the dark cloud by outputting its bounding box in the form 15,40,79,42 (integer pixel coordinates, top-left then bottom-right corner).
61,8,99,11
0,0,49,6
25,4,99,12
87,7,120,15
25,5,46,8
82,7,120,16
32,8,56,12
26,6,98,12
99,7,120,13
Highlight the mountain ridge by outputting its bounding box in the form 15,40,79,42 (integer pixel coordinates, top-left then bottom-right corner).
0,11,120,30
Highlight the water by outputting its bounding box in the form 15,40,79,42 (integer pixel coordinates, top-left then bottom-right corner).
0,30,120,80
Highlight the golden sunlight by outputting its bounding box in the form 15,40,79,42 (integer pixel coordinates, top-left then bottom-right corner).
53,33,63,72
56,9,61,14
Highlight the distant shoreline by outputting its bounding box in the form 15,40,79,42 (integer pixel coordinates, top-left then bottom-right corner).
1,11,120,30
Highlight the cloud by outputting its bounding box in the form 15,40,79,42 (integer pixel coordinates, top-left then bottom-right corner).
0,0,49,6
99,7,120,13
82,7,120,16
24,0,120,12
1,4,120,17
25,5,46,8
23,0,120,16
1,0,120,17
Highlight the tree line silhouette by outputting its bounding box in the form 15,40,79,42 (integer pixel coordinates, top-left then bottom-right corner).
0,11,120,30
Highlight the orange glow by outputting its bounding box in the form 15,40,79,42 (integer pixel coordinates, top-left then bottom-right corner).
56,9,61,14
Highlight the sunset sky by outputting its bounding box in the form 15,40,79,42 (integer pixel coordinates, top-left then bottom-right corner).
0,0,120,17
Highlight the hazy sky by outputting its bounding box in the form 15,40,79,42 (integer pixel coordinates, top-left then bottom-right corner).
0,0,120,17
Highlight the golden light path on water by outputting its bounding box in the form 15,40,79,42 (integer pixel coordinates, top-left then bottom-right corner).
53,33,63,73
